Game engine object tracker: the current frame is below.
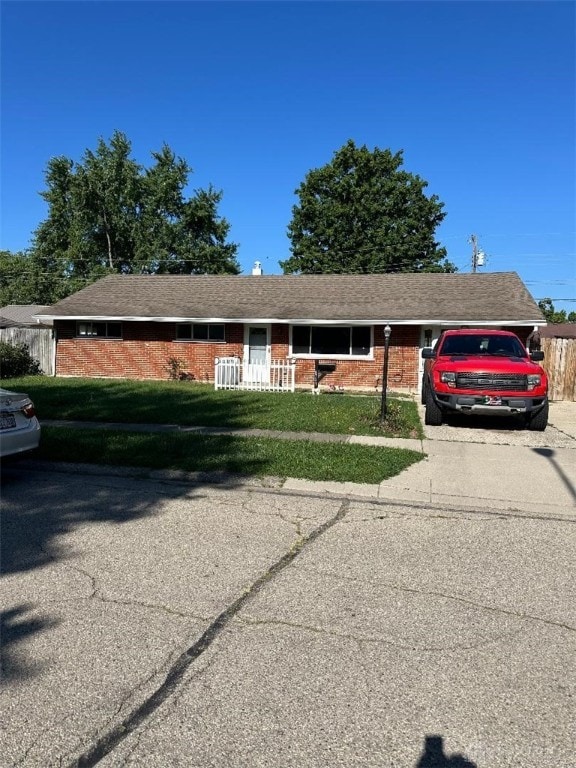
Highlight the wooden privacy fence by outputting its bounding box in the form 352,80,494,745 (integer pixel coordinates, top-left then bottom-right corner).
542,337,576,402
0,327,55,376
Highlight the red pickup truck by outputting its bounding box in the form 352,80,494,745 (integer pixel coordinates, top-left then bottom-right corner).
421,329,549,430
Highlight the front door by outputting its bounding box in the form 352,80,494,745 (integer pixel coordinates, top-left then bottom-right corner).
245,325,270,383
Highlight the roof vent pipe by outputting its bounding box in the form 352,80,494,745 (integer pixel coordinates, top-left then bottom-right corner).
252,261,263,276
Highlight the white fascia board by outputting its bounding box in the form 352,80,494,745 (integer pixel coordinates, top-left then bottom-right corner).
288,319,545,326
36,315,545,326
40,315,387,323
263,318,546,327
36,315,202,322
427,320,546,327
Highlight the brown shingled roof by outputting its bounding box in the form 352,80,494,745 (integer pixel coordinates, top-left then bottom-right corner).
0,304,52,327
540,323,576,338
36,272,544,324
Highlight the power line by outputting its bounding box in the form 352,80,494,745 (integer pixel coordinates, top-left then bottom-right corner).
534,298,576,303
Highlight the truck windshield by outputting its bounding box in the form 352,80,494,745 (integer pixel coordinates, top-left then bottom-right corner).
440,335,526,357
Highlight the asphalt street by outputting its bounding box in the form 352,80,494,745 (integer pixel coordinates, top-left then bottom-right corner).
1,406,576,768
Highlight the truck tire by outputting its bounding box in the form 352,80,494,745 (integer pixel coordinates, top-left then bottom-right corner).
424,388,443,426
420,377,427,405
526,401,549,431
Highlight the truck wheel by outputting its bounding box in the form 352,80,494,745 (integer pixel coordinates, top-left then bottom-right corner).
424,388,443,426
420,377,427,405
526,401,549,431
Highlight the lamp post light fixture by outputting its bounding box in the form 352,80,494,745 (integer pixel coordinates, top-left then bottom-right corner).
380,324,392,424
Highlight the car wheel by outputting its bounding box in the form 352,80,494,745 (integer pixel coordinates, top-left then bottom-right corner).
526,401,549,431
424,388,443,426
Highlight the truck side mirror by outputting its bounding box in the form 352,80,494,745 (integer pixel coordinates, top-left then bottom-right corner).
421,347,435,359
530,350,544,361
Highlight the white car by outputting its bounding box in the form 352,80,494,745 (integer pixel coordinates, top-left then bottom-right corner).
0,388,41,459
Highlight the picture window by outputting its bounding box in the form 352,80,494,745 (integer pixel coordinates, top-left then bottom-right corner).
292,325,371,356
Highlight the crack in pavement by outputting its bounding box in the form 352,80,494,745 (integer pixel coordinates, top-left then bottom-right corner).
42,592,208,622
93,592,208,622
233,613,529,653
224,490,334,533
348,503,576,524
66,498,350,767
292,565,576,634
31,563,210,624
242,485,576,524
113,655,220,768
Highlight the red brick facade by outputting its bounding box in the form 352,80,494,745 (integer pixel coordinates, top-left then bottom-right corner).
54,321,422,390
54,321,534,390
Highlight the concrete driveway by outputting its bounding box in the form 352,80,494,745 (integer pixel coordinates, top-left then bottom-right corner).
285,401,576,516
2,418,576,768
375,401,576,514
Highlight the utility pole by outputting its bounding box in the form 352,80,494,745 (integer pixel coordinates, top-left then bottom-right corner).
469,234,485,272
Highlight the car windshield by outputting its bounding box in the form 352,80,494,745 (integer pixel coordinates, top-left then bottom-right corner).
440,335,526,357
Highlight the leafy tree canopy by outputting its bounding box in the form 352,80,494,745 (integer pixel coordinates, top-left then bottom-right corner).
29,131,239,303
281,140,455,274
538,298,576,323
0,250,38,306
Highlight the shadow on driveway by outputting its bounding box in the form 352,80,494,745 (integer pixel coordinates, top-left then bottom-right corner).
415,735,477,767
0,605,59,682
532,447,576,502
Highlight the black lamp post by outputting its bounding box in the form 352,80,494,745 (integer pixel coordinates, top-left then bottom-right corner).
380,324,392,423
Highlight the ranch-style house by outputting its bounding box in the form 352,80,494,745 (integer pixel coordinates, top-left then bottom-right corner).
36,270,546,394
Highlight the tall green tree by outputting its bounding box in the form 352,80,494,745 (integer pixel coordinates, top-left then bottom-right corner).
281,140,455,274
31,131,239,302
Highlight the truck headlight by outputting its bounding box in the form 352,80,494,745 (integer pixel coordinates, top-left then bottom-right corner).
527,374,541,391
440,371,456,387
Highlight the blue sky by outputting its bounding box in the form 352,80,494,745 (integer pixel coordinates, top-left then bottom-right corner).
1,0,575,311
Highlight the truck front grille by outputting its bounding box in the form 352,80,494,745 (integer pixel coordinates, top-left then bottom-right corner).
456,372,528,391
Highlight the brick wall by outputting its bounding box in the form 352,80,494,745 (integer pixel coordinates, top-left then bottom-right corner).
55,321,245,382
55,321,421,389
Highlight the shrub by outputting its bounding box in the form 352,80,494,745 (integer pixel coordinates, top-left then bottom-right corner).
0,341,42,378
166,356,188,380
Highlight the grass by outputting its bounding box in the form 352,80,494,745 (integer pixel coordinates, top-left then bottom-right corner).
5,376,425,483
4,376,424,438
37,426,424,484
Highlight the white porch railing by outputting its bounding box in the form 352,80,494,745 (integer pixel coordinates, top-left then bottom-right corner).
215,357,296,393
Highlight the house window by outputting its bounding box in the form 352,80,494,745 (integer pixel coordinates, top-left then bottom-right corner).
176,323,225,342
292,326,371,357
76,322,122,339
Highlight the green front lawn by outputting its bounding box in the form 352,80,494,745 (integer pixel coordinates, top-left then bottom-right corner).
5,377,425,483
38,426,423,484
5,376,424,438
